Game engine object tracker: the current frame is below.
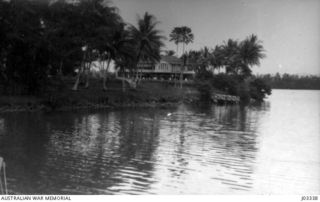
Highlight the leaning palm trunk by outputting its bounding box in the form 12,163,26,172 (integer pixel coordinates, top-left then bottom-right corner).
72,50,87,91
72,63,84,91
115,67,137,89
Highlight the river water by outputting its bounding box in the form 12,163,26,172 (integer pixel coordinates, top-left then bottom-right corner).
0,89,319,194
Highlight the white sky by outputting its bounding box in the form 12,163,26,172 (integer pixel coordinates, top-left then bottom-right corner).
112,0,320,75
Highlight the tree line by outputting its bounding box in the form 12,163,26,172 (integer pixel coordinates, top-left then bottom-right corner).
255,73,320,90
0,0,271,102
167,34,270,102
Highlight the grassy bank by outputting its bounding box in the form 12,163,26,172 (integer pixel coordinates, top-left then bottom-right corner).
0,78,202,112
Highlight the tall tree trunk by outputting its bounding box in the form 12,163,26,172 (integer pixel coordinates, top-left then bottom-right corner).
138,67,143,84
176,43,179,56
180,43,185,88
72,51,86,91
72,65,83,91
135,46,144,82
100,59,105,78
84,61,92,89
103,59,111,91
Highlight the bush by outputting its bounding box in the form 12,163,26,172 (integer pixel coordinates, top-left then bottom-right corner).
195,80,213,101
195,69,214,80
211,74,240,95
194,71,272,103
249,78,272,101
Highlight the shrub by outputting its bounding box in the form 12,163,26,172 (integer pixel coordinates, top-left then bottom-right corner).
249,78,272,101
195,80,213,101
211,74,240,95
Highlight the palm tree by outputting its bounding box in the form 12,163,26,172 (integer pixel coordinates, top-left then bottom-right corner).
109,24,137,90
221,35,265,78
238,34,265,77
99,23,135,90
221,39,240,74
177,26,194,88
169,26,194,87
199,46,211,68
169,27,183,56
71,0,122,90
210,45,225,73
128,12,165,83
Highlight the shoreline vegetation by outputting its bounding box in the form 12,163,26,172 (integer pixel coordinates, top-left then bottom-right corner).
0,78,232,113
4,0,316,113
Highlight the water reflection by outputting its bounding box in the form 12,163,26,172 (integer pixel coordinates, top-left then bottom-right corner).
0,90,319,194
0,104,263,194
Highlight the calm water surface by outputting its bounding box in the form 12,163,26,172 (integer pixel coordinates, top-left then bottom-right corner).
0,89,319,194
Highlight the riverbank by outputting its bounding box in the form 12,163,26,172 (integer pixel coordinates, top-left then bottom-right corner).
0,79,204,113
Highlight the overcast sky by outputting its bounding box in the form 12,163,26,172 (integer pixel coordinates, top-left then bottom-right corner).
112,0,320,75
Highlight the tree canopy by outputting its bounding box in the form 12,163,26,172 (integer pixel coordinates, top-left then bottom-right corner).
0,0,166,93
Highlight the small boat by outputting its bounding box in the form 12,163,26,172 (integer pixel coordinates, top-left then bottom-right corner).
0,157,8,195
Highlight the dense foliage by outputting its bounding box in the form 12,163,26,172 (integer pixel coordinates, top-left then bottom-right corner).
0,0,164,94
192,35,271,102
0,0,285,104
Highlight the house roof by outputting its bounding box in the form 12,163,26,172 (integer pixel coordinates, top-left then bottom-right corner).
161,55,182,65
138,55,183,65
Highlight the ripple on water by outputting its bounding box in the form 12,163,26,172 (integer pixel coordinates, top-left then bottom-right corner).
1,91,319,194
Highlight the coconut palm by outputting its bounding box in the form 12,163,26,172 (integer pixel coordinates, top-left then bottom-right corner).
199,46,211,68
128,12,165,83
221,35,265,78
179,26,193,87
169,26,194,88
169,27,183,56
238,34,265,77
99,23,135,90
210,45,225,73
72,0,122,90
110,25,137,89
178,26,194,55
221,39,241,74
